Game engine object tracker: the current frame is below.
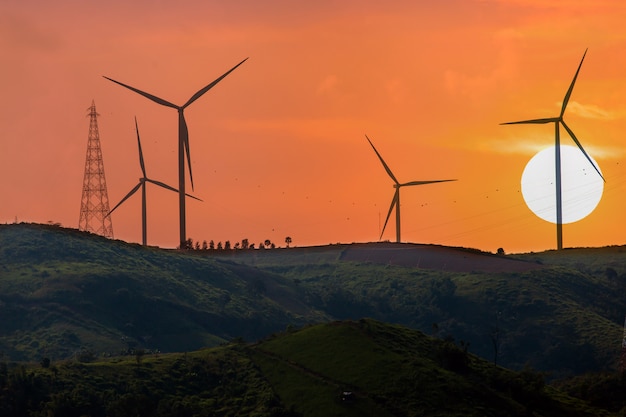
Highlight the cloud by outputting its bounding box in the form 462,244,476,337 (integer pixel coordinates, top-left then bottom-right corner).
583,144,625,160
481,135,625,160
316,75,339,95
479,137,551,156
563,101,616,120
443,31,520,101
0,10,61,52
384,78,407,105
218,116,366,139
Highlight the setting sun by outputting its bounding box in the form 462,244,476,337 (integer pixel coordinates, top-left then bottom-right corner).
1,1,625,253
521,145,604,224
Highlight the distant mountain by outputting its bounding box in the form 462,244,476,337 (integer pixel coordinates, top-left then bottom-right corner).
0,319,616,416
1,223,626,380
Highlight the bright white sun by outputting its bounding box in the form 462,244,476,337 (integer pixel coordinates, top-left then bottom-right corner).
521,145,604,224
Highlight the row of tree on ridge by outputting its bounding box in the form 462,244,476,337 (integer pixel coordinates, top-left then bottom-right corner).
180,236,292,250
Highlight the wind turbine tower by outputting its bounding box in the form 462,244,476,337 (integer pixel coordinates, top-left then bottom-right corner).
366,135,456,243
501,49,604,250
104,58,247,249
107,118,202,246
78,100,114,238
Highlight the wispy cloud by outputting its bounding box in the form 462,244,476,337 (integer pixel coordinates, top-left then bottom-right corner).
480,136,551,156
563,101,616,120
316,75,339,95
482,136,625,160
219,116,366,139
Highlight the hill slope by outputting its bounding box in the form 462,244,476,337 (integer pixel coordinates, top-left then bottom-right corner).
2,223,626,379
0,320,616,417
0,223,327,360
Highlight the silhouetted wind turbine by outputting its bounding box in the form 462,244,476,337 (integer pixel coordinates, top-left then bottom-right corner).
104,58,248,249
501,49,604,250
108,118,202,246
366,135,456,243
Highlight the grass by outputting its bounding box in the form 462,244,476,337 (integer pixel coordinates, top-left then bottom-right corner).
2,222,626,380
2,319,613,416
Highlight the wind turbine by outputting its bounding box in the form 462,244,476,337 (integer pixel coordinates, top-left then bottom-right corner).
104,57,248,249
108,118,202,246
366,135,456,243
501,49,605,250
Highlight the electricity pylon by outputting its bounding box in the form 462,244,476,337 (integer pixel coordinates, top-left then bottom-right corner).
78,100,114,238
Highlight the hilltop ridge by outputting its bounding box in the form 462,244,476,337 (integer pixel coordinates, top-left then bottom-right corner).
1,222,625,380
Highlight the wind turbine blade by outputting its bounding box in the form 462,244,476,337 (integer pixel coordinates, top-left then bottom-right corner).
107,183,142,216
401,179,457,187
380,191,398,240
179,112,194,190
146,178,204,201
145,178,179,193
365,135,399,184
184,192,203,202
182,57,249,109
103,76,178,109
561,49,587,118
135,117,147,178
560,120,605,182
500,117,559,125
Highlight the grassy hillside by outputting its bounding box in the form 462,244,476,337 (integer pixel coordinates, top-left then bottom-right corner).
0,319,617,417
0,223,327,360
2,223,626,380
230,258,625,376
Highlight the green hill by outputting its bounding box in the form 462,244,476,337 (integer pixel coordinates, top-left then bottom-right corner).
0,223,327,360
1,223,626,380
0,319,617,416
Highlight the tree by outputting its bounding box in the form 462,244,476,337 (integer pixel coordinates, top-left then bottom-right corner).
201,240,208,250
264,239,272,248
606,267,618,281
224,240,231,250
135,348,145,364
209,240,215,250
491,311,502,366
285,236,292,248
217,241,223,250
241,238,249,250
497,247,505,256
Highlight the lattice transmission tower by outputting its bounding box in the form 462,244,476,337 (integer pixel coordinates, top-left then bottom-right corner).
78,100,114,238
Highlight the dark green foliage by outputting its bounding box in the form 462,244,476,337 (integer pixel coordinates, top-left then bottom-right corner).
40,357,50,369
0,223,326,362
0,346,293,417
436,337,470,373
2,223,626,382
0,320,613,417
553,371,626,414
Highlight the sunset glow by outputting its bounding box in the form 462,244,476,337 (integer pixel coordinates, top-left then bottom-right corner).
1,1,625,253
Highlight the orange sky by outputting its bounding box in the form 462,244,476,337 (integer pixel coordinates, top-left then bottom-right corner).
1,0,625,253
